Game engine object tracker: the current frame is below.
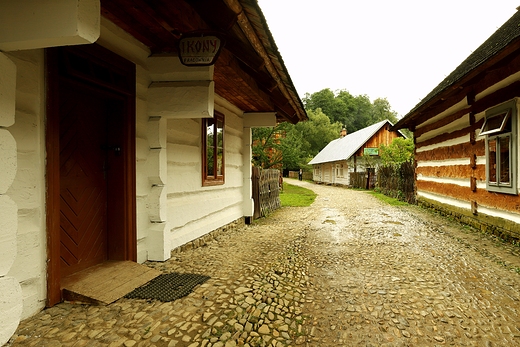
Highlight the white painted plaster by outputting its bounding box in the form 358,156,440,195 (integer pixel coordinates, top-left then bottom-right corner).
147,116,167,149
416,113,469,143
415,134,470,153
479,206,520,224
166,101,245,250
148,81,215,119
476,70,520,102
0,53,16,127
147,222,169,261
0,276,22,346
417,174,469,187
98,18,150,68
242,127,254,217
417,190,471,210
417,158,470,167
147,55,213,82
0,0,100,51
3,49,46,326
0,129,17,194
243,112,277,127
0,195,17,277
415,98,467,129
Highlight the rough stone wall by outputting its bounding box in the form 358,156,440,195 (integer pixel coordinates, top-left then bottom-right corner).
170,218,245,254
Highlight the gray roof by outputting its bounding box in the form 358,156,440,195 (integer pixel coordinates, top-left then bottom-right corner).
308,120,393,165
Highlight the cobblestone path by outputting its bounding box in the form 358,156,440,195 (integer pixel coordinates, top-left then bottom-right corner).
7,179,520,347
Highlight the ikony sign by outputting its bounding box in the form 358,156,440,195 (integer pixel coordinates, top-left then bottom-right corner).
178,33,224,66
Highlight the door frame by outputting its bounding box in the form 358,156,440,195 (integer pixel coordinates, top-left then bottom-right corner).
45,44,137,306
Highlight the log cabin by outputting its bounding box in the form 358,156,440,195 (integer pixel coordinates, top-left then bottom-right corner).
394,8,520,242
0,0,307,343
309,120,404,186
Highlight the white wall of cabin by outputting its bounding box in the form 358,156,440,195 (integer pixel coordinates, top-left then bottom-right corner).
0,1,101,342
0,12,253,340
4,50,47,322
166,97,245,249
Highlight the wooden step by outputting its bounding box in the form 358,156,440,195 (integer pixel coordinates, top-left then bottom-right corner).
61,261,161,305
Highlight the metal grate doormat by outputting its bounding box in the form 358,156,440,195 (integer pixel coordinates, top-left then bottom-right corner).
125,273,210,302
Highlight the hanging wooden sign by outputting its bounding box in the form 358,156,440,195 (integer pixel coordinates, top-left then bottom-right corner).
178,32,224,66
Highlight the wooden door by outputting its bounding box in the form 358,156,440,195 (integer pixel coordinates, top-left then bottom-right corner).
59,85,113,277
46,44,137,306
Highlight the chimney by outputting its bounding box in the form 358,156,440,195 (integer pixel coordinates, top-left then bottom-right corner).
340,128,347,137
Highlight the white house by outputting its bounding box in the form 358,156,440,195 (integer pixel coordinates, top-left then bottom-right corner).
0,0,307,343
309,120,404,186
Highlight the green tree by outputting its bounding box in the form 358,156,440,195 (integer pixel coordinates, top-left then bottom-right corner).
251,109,342,170
303,89,400,134
294,108,342,156
372,98,399,124
379,137,414,165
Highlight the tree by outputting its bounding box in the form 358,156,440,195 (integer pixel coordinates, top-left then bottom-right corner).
379,137,414,165
303,89,400,134
294,108,342,156
251,109,342,170
372,98,398,124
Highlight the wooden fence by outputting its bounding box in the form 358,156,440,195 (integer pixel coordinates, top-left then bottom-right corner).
349,168,377,189
252,167,281,219
377,162,415,204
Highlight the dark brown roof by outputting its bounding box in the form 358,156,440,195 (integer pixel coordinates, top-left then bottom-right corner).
100,0,307,123
394,9,520,130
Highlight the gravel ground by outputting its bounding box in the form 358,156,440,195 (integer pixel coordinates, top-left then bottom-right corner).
7,178,520,347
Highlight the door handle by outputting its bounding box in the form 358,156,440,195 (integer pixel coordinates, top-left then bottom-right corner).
101,145,122,156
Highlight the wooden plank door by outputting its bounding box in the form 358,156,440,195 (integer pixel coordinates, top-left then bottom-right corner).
46,44,137,306
59,84,110,278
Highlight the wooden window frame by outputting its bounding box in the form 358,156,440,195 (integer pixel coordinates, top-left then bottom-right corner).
202,112,225,186
483,99,517,195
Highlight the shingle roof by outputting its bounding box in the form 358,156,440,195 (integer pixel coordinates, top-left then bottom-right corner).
397,8,520,126
308,120,392,165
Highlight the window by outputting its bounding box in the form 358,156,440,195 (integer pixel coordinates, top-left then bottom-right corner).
481,99,517,194
202,112,224,186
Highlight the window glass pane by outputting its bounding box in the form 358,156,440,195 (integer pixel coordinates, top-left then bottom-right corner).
480,110,510,136
206,119,214,147
488,138,497,184
499,136,511,185
216,148,223,176
202,113,224,185
206,119,215,177
217,119,223,147
206,145,214,177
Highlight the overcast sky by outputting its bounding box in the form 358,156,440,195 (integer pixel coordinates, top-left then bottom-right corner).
257,1,519,118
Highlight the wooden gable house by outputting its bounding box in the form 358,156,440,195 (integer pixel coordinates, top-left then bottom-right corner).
309,120,404,186
0,0,307,343
394,8,520,242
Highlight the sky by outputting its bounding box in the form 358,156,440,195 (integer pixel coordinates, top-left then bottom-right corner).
257,0,519,118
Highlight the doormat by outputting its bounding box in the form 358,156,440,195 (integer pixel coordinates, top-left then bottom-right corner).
125,273,210,302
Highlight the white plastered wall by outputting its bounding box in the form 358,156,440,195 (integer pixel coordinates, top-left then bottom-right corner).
166,96,245,250
0,52,24,346
4,50,47,322
0,1,101,343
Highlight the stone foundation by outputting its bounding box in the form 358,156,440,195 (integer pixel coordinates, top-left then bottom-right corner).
170,218,246,254
418,197,520,243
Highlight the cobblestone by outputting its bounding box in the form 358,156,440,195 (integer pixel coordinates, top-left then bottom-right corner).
7,179,520,346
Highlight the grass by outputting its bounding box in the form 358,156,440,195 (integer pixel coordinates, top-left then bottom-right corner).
280,182,316,207
367,190,409,206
